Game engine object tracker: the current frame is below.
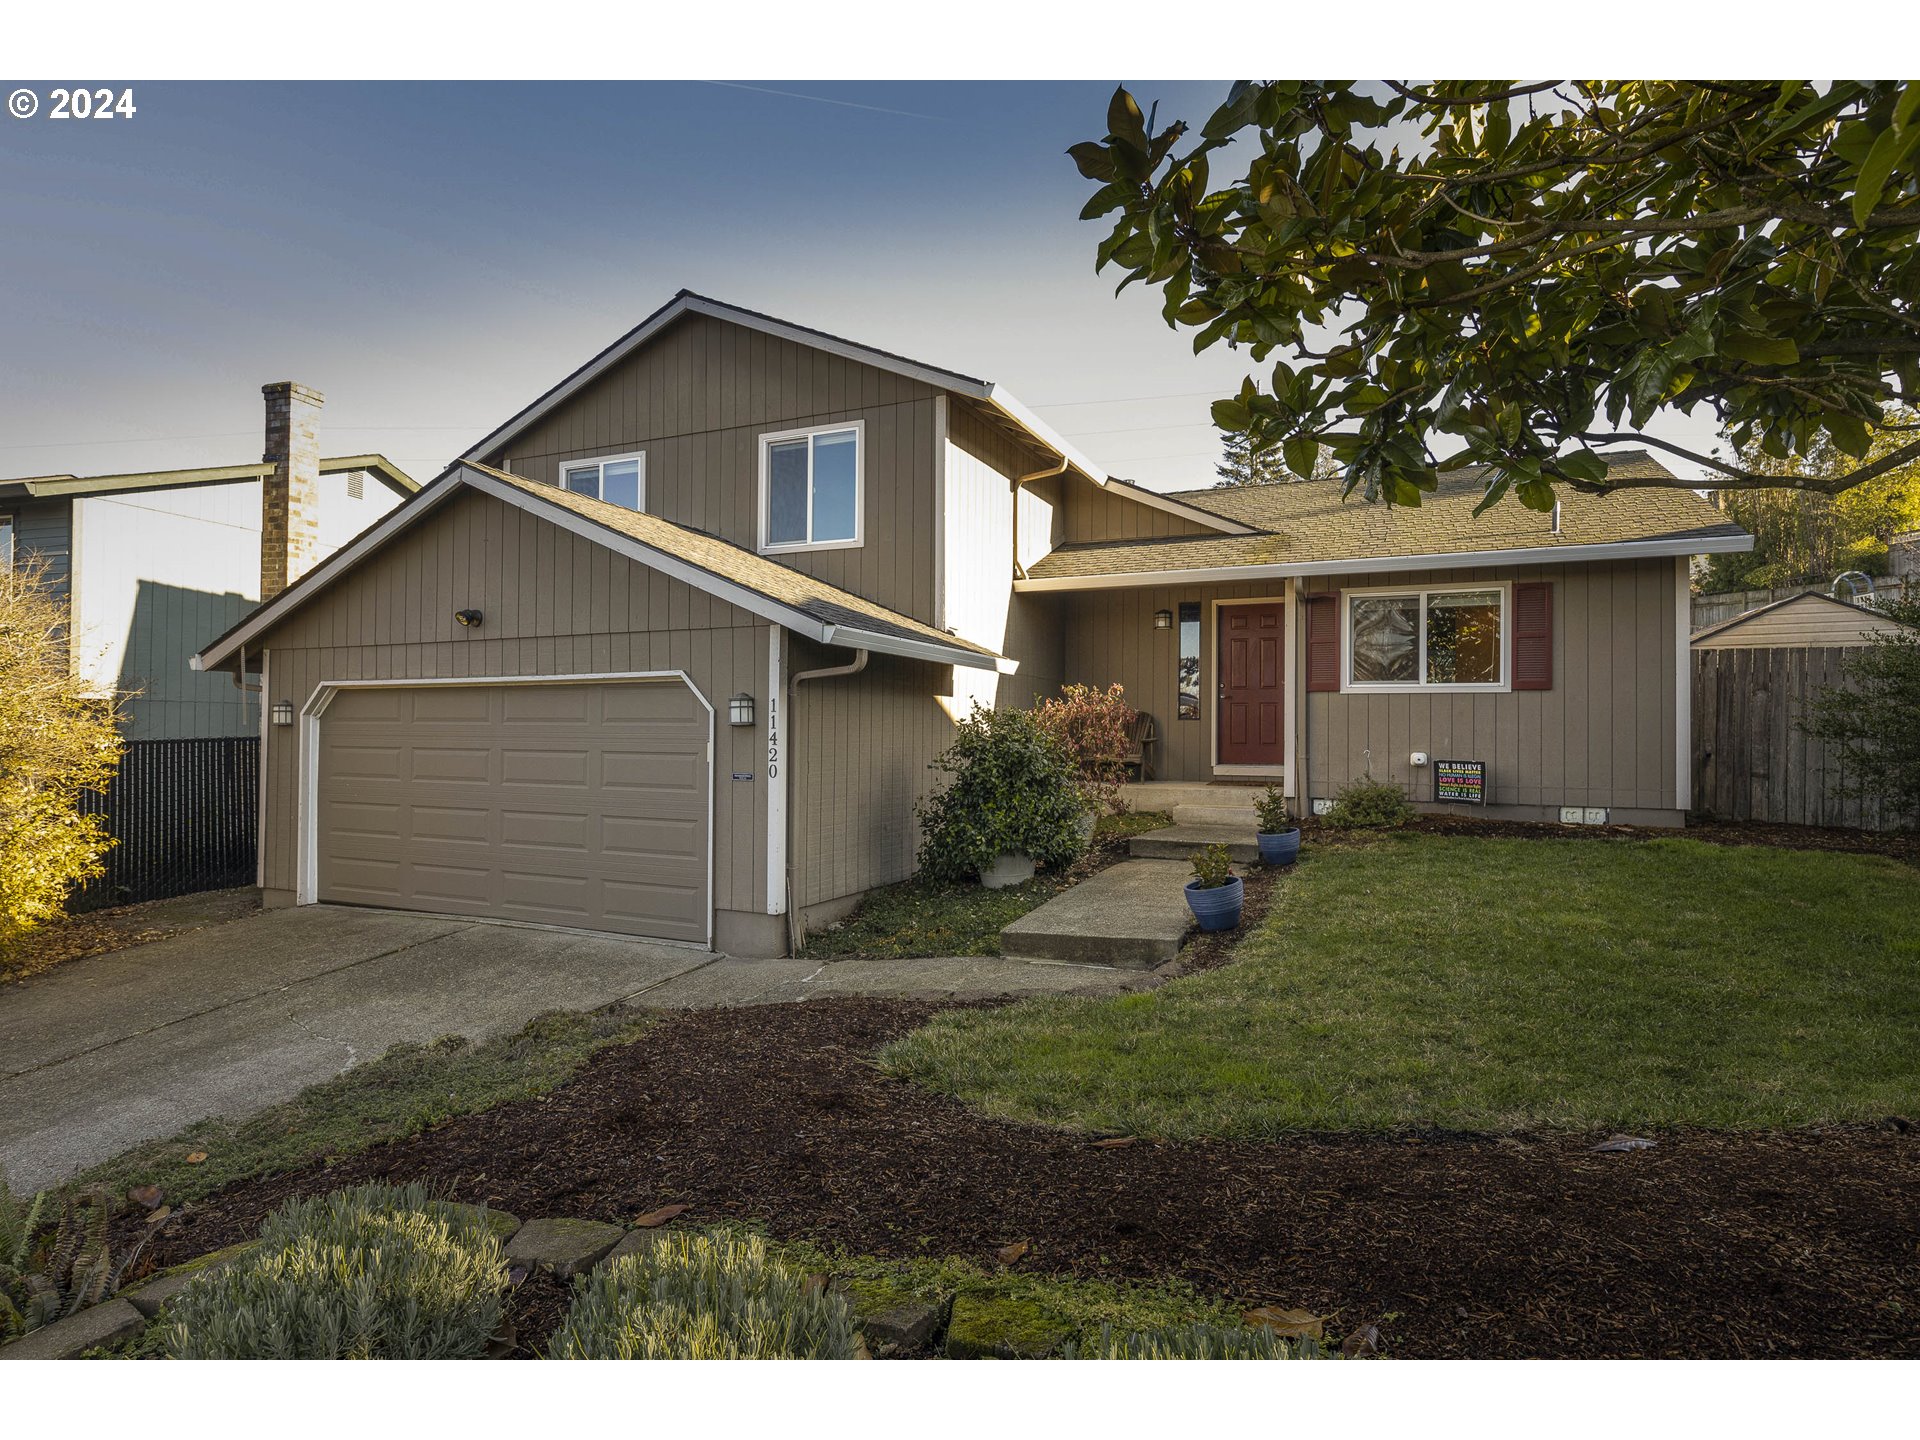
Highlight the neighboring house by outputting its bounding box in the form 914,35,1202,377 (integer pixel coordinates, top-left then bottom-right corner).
1891,529,1918,587
2,383,415,740
193,292,1753,956
1690,590,1913,650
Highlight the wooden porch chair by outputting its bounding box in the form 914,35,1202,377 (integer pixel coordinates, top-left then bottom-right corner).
1122,710,1159,781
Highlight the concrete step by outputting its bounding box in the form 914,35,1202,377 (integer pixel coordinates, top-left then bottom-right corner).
1172,802,1259,827
999,859,1192,969
1129,825,1260,864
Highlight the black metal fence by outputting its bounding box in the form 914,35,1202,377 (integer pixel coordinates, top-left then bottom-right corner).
72,737,259,911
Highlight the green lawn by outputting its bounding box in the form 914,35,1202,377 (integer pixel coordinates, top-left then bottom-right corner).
801,812,1171,960
882,835,1920,1135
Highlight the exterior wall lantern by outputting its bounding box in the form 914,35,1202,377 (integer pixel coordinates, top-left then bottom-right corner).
455,609,483,628
729,693,756,727
1153,609,1174,630
270,700,295,727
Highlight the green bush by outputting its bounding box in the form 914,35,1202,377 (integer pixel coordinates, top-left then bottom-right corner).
1253,782,1294,834
1064,1321,1326,1359
1323,777,1417,829
915,704,1087,882
1801,595,1920,820
546,1230,856,1359
163,1183,508,1359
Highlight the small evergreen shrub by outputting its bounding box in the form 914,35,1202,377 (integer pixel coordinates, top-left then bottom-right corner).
1033,682,1137,816
163,1183,508,1359
915,704,1087,882
1064,1321,1326,1359
546,1230,856,1359
1253,783,1294,834
1188,843,1236,889
1323,777,1417,829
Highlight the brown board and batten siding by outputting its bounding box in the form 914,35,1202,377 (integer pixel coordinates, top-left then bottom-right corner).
1296,558,1683,822
1061,481,1219,544
483,311,943,629
253,489,774,933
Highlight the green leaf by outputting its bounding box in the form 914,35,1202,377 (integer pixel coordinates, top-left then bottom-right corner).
1851,122,1920,228
1107,87,1148,151
1283,436,1319,478
1346,385,1390,414
1066,142,1115,183
1720,334,1801,367
1211,397,1251,430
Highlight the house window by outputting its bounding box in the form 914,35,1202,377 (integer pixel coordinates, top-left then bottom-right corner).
559,451,645,511
1176,602,1201,719
1345,585,1506,691
0,516,12,571
760,423,862,552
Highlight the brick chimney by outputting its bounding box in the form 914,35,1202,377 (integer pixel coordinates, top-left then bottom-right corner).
261,381,324,600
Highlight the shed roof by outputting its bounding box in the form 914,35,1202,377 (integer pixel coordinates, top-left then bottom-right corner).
1689,589,1913,649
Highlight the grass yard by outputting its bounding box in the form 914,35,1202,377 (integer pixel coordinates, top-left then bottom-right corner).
883,834,1920,1135
801,812,1171,959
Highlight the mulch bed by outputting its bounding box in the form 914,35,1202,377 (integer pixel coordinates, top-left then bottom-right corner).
1,888,261,985
136,1000,1920,1360
1305,812,1920,865
1167,862,1283,976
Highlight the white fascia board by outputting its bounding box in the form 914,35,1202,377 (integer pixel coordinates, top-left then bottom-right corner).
821,624,1011,673
1012,532,1756,592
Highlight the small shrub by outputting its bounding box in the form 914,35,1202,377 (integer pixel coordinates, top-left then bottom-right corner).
1076,1321,1325,1359
1253,783,1294,834
1064,1321,1327,1359
1800,595,1920,819
915,704,1087,882
163,1182,508,1359
1188,843,1235,889
546,1230,856,1359
0,1179,160,1338
1033,682,1137,817
1323,777,1416,829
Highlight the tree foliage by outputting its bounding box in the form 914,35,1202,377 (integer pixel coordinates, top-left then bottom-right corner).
915,705,1087,881
1071,81,1920,513
1215,429,1339,485
1800,595,1920,820
1701,412,1920,590
0,561,123,949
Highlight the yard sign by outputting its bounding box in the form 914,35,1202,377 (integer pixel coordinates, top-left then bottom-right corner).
1434,760,1487,805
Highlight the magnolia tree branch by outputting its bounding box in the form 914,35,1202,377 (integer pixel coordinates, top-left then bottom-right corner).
1575,433,1920,494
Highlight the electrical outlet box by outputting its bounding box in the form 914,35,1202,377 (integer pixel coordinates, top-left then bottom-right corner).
1311,798,1335,817
1584,808,1610,825
1559,807,1584,824
1410,751,1429,767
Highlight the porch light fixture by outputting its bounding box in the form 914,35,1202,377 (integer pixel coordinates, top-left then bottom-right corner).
455,608,484,628
270,700,295,727
729,693,755,727
1153,609,1173,630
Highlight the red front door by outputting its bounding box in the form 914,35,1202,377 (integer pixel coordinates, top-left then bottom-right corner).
1218,603,1286,766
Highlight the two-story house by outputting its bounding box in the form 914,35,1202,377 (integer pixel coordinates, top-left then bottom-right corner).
193,293,1751,956
3,382,414,740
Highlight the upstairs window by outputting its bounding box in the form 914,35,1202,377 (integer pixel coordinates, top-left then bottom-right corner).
760,423,862,552
560,451,645,511
1345,585,1507,691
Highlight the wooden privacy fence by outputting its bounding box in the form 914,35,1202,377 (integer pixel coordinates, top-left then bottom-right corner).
1692,647,1911,831
72,737,259,911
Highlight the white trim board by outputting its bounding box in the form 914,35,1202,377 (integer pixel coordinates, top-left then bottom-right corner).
192,465,1010,677
1012,533,1756,592
295,671,716,950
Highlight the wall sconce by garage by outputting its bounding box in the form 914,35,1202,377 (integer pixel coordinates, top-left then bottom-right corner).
454,609,484,628
270,700,295,727
728,693,756,727
1153,609,1174,630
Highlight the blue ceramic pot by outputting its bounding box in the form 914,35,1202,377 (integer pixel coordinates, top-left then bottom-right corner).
1184,875,1244,932
1256,828,1301,867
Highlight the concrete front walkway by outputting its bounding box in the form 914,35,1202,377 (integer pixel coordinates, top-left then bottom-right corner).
0,905,1140,1189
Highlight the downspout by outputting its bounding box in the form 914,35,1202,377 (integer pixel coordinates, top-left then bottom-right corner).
1011,457,1070,581
784,646,870,954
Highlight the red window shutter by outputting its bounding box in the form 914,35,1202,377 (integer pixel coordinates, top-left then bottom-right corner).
1304,594,1340,692
1512,581,1553,690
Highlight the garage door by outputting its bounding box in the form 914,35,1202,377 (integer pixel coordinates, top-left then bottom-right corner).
315,680,710,943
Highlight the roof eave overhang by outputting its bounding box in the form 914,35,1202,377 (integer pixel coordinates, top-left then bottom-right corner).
1013,532,1756,592
193,464,1008,676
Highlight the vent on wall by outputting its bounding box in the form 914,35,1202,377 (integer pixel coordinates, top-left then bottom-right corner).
346,471,365,500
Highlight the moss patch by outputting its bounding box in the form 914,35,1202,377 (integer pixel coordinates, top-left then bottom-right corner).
945,1293,1072,1358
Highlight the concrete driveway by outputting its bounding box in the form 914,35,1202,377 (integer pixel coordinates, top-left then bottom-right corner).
0,905,720,1190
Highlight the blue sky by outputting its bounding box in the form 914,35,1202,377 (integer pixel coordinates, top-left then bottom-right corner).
0,80,1718,489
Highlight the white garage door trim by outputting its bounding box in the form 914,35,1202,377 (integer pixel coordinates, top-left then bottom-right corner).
297,671,715,947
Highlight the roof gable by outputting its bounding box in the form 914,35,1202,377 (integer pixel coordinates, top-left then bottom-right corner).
193,463,1012,676
1690,589,1913,648
0,455,416,501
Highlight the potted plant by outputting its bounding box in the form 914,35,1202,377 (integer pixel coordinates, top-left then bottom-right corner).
1183,843,1243,931
1253,783,1301,866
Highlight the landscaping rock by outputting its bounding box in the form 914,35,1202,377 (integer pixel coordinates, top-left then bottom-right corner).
861,1301,942,1355
443,1203,523,1242
944,1294,1070,1359
0,1299,146,1360
599,1227,660,1269
124,1240,257,1318
504,1217,625,1278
